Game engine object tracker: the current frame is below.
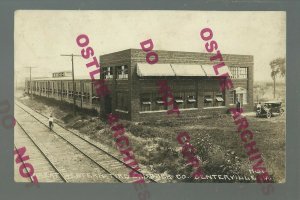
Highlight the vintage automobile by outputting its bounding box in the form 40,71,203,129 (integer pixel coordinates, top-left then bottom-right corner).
256,101,284,118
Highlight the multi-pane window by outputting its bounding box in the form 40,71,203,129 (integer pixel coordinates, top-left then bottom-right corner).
62,82,67,97
102,67,113,79
82,82,90,103
204,94,213,107
186,92,197,108
58,81,62,96
174,92,185,109
239,67,247,79
230,67,239,79
117,65,128,79
68,82,74,97
48,82,52,93
140,94,151,111
153,93,167,111
230,67,248,79
215,92,225,106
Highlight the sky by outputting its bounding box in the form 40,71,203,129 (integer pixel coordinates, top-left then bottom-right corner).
14,10,286,84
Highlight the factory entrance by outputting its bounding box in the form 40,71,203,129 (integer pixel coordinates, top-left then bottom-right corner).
234,87,247,107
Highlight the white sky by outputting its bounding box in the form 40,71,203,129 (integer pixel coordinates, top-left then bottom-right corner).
15,10,286,83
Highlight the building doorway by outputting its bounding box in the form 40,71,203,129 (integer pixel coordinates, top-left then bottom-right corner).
234,87,247,107
104,95,112,114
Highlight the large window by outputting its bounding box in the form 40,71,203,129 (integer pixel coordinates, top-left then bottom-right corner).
230,67,239,79
230,67,248,79
239,67,247,79
102,67,113,79
117,65,128,79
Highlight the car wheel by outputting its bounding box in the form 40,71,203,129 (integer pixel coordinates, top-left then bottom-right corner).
266,112,271,118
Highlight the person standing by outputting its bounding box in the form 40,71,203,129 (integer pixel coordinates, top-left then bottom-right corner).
257,102,262,111
236,100,241,112
256,102,262,117
48,114,54,130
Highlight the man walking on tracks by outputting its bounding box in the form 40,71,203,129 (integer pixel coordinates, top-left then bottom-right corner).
48,114,54,131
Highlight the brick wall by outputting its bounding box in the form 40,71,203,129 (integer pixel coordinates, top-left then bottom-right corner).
100,49,254,121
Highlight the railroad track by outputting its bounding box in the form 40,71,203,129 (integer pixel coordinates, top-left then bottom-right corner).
14,121,66,183
15,101,156,183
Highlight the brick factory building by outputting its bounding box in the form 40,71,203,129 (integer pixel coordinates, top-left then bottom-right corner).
26,49,253,121
99,49,253,121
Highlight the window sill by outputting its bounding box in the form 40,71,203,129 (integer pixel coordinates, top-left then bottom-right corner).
139,110,167,114
229,78,248,80
180,108,198,111
139,108,198,114
203,106,226,109
115,109,129,114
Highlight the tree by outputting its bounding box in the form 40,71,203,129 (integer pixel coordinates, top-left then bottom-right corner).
270,58,285,98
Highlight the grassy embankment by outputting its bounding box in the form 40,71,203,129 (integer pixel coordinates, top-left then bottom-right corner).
17,94,285,183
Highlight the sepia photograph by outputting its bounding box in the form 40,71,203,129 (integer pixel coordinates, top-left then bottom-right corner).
14,10,286,184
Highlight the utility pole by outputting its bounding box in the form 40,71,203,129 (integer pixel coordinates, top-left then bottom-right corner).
60,54,81,116
25,66,38,98
273,75,276,99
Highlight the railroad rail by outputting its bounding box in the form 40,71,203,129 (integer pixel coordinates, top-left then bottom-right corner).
15,101,156,183
15,121,66,182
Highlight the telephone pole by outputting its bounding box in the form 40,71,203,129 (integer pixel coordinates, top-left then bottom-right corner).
24,66,38,98
60,54,81,115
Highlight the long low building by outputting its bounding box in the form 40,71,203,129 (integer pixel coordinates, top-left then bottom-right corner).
25,49,254,121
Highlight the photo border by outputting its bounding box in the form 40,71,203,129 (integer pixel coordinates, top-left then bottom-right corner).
0,0,299,200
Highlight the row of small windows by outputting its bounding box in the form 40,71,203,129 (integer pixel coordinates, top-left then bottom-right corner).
101,66,247,80
102,66,128,80
139,91,225,111
29,81,103,104
52,67,247,79
140,92,197,111
229,67,248,79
